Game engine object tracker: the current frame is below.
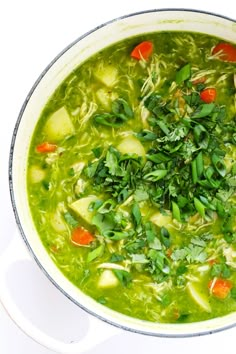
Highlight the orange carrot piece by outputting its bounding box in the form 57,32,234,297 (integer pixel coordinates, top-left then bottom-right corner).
208,278,232,299
131,41,153,61
212,42,236,62
208,259,218,266
200,88,217,103
36,142,57,153
71,227,95,246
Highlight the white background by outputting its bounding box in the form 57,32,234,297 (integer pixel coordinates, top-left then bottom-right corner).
1,0,236,353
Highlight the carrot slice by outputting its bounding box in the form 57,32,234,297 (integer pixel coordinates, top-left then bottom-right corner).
36,142,57,153
131,41,153,61
200,88,216,103
212,42,236,62
71,227,95,246
208,278,232,299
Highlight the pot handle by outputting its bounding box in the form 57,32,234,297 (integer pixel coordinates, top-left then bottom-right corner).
0,235,120,353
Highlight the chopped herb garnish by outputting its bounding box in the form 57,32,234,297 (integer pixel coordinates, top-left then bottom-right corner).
113,269,132,287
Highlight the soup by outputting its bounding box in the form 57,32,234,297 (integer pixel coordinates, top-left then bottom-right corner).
27,31,236,323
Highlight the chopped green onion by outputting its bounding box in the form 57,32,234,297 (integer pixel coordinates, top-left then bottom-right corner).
212,153,226,177
193,125,209,149
87,244,104,263
194,197,206,218
143,169,168,181
136,130,157,141
103,230,132,240
172,201,181,222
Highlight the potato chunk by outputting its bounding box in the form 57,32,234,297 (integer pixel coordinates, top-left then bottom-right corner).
117,136,146,157
44,107,75,142
29,165,46,183
94,65,118,87
98,270,119,288
150,211,172,228
69,195,98,224
95,88,118,110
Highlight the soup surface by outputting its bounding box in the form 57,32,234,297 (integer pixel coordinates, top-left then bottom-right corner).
28,31,236,323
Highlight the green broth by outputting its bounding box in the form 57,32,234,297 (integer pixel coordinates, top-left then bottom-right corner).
27,31,236,323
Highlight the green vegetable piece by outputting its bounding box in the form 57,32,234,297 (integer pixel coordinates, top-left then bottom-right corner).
131,254,149,264
97,296,107,304
143,169,167,181
148,249,170,274
211,263,231,278
110,254,125,263
160,227,171,248
203,166,221,189
191,159,198,184
194,197,206,218
146,152,171,163
84,161,99,178
144,94,164,116
230,287,236,300
105,147,123,176
176,63,191,84
136,130,157,141
68,167,75,177
97,199,116,214
87,244,104,262
196,151,204,177
131,202,142,228
212,153,226,177
191,103,215,118
176,264,187,276
134,189,149,202
92,147,102,158
92,213,116,234
113,269,132,287
103,230,131,240
199,196,216,211
172,201,181,222
156,120,170,135
112,98,133,118
192,151,204,183
94,112,126,127
64,212,78,227
94,98,133,127
193,125,209,149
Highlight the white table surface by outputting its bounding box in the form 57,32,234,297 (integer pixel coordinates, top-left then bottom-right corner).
1,1,236,353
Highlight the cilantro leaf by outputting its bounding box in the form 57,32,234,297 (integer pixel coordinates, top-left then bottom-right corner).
176,63,191,84
113,270,132,287
131,202,142,228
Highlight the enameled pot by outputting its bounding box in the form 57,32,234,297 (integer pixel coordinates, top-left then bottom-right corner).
4,9,236,353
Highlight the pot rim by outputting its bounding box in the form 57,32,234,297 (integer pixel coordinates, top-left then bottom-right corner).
9,8,236,338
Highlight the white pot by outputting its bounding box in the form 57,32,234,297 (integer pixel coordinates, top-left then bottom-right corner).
5,8,236,352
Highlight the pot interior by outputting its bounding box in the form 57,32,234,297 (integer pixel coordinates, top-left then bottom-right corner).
10,9,236,337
